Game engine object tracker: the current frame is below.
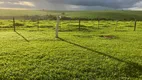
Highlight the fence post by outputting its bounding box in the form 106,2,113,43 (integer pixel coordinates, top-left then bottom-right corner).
134,18,137,31
56,16,60,38
79,19,81,30
37,19,39,31
98,18,100,29
13,17,16,32
115,20,118,31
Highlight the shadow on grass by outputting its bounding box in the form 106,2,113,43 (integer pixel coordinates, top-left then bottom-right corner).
68,24,99,29
73,35,94,38
115,30,128,32
60,26,99,32
59,37,142,78
39,26,53,28
15,31,29,42
59,28,92,32
28,30,45,32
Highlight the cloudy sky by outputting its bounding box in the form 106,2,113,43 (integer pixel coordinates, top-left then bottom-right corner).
0,0,142,10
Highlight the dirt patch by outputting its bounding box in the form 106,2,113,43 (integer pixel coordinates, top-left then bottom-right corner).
99,35,118,39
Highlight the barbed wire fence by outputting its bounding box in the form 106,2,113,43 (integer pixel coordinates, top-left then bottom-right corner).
0,15,141,33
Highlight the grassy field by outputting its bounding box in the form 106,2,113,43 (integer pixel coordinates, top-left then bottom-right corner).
51,10,142,20
0,20,142,79
0,10,47,16
0,9,142,20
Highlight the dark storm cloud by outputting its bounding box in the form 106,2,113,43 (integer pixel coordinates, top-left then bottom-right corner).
47,0,141,9
0,0,141,10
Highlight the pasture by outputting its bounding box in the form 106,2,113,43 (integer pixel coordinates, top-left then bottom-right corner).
1,10,142,20
0,19,142,79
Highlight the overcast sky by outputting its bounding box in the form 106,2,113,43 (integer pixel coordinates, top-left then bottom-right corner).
0,0,142,10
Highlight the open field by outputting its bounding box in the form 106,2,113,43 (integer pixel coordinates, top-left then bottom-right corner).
48,10,142,20
0,10,142,20
0,20,142,79
0,10,47,16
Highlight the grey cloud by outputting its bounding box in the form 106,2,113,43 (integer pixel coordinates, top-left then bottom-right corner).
0,0,141,10
0,0,68,10
47,0,141,9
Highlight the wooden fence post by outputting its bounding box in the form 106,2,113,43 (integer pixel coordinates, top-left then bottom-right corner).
37,19,39,31
56,16,60,38
98,18,100,29
60,19,62,30
115,20,118,31
13,17,16,32
134,18,137,31
79,19,81,30
93,19,95,27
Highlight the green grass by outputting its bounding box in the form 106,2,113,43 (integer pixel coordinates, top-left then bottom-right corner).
0,20,142,79
1,10,142,20
60,10,142,20
0,10,47,16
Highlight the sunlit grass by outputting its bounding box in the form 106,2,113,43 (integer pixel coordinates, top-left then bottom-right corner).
0,20,142,79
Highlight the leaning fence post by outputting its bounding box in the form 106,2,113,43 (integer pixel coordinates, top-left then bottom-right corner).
13,17,16,32
56,15,60,38
134,18,137,31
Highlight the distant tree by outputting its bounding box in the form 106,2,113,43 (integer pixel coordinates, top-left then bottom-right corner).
61,12,65,15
